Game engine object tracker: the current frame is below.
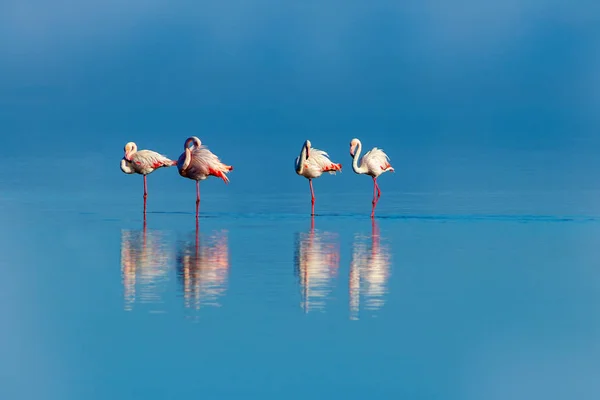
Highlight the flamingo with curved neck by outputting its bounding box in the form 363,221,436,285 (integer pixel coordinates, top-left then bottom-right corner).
349,138,394,218
177,136,233,219
179,137,202,172
294,139,342,216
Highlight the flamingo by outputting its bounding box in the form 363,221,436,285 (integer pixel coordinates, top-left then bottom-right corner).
295,140,342,216
120,142,176,214
349,138,394,218
177,136,233,218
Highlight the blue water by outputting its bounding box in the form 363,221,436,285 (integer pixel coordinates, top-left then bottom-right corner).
3,177,600,399
2,1,600,398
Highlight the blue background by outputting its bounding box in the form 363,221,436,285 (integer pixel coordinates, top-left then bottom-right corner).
1,0,599,199
1,2,600,399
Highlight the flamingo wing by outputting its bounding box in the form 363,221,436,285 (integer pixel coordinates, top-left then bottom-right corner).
190,147,221,173
362,148,392,172
132,150,173,169
188,146,233,183
307,148,342,174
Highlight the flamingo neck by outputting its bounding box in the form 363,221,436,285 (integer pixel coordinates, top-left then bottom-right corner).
181,148,192,171
186,137,201,150
351,141,366,174
125,144,137,161
296,142,308,174
120,158,134,174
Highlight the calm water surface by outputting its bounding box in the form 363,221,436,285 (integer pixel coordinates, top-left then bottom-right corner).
2,189,600,399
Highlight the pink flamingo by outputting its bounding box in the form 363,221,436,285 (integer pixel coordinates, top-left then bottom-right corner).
177,136,233,218
295,140,342,216
120,141,176,214
349,138,394,218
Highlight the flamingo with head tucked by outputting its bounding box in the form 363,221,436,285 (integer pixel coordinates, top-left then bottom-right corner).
295,140,342,216
349,138,394,218
177,136,233,218
120,142,176,214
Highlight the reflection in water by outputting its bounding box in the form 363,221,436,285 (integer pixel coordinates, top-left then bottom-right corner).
176,222,229,313
294,217,340,313
349,220,391,320
120,220,171,312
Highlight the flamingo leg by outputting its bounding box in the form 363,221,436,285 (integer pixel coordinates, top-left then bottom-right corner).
371,177,379,218
195,181,200,219
195,217,200,251
309,179,315,216
196,180,200,204
372,218,380,239
143,175,148,216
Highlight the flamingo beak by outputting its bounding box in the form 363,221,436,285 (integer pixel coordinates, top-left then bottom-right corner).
350,145,355,157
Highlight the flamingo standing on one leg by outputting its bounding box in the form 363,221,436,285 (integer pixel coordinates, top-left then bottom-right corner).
295,140,342,216
177,136,233,218
120,142,177,215
349,138,394,218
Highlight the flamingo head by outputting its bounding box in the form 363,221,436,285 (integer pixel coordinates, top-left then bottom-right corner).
124,142,137,160
184,136,202,150
350,138,359,157
304,139,311,158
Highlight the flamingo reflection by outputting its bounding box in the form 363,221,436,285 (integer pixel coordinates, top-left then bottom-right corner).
294,217,340,313
349,220,391,320
176,221,230,312
120,220,171,312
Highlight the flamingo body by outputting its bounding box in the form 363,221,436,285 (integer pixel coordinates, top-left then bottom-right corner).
120,142,176,215
121,149,176,176
177,136,233,218
295,140,342,215
177,137,233,183
295,144,342,179
350,138,394,218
